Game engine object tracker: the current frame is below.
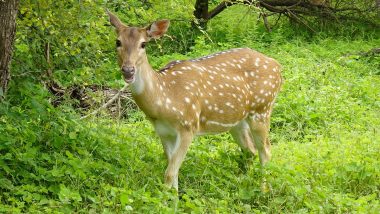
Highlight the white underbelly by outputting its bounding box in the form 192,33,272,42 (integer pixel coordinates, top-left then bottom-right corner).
197,119,243,135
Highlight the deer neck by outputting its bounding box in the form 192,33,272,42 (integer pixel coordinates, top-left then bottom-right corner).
129,55,160,118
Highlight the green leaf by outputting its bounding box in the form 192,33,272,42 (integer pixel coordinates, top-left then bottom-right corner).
58,184,82,203
69,132,77,139
120,193,128,207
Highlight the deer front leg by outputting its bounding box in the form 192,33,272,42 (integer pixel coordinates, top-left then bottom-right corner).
163,129,193,191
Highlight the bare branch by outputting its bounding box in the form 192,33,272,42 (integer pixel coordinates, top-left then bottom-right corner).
262,12,272,32
80,84,129,120
193,0,379,31
207,1,236,20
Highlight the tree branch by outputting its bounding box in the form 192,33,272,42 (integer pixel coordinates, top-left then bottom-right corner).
207,1,236,20
80,84,129,119
193,0,379,31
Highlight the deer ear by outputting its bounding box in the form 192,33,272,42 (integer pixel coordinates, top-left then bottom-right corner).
107,9,124,29
146,20,170,39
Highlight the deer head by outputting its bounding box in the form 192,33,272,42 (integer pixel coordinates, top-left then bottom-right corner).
107,10,169,83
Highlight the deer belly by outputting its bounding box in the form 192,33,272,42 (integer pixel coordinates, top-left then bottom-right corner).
197,114,246,134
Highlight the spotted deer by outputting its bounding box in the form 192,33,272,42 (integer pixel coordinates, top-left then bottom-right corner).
107,11,283,191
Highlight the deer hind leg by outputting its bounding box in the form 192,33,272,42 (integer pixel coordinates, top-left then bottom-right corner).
246,113,271,166
230,121,257,157
162,129,193,191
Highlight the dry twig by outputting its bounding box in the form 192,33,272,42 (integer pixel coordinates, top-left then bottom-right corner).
80,84,129,119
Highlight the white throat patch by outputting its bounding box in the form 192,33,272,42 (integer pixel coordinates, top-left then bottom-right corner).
130,66,145,95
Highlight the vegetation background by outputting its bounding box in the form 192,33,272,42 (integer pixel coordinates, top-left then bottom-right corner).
0,0,379,213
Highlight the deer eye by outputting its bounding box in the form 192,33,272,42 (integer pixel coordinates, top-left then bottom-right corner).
141,42,146,49
116,40,121,48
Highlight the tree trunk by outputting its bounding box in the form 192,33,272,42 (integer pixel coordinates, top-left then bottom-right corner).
193,0,209,29
0,0,19,100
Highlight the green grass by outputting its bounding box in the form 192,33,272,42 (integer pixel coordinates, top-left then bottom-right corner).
1,35,379,213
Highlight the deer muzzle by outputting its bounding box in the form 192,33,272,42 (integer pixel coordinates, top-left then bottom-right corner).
122,66,136,83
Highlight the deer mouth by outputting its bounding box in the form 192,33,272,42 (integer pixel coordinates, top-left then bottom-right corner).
123,72,135,83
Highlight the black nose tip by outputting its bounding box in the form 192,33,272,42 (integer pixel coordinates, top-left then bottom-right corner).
122,66,135,74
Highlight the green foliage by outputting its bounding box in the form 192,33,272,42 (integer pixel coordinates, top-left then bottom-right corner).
1,0,380,213
13,0,196,88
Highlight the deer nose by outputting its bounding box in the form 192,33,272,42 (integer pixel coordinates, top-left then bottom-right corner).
122,66,135,74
